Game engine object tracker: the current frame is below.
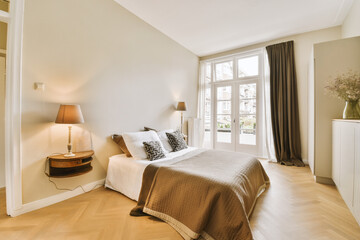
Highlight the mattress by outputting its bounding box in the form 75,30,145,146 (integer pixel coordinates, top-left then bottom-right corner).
105,147,198,201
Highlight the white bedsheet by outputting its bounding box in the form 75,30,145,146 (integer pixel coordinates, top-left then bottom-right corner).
105,147,198,201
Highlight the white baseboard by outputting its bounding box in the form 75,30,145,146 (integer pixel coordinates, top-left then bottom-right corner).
11,178,105,217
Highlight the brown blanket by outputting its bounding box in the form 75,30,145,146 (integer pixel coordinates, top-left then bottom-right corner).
130,149,269,240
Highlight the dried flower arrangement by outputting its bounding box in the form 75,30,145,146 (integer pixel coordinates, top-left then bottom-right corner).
325,70,360,119
325,70,360,101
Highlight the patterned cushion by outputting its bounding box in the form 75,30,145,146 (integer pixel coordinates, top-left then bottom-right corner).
166,130,187,152
143,141,166,161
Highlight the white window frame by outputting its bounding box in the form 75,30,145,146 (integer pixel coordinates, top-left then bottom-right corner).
214,58,234,82
236,54,260,79
201,49,264,156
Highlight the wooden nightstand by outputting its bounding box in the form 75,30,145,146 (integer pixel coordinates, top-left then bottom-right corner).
47,150,94,178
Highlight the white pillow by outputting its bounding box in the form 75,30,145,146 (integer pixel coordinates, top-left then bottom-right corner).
157,129,174,153
122,131,165,159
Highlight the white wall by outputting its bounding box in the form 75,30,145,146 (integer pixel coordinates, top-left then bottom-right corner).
21,0,199,204
342,0,360,38
201,27,342,164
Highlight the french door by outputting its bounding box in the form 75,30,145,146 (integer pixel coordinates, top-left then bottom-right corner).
214,81,259,154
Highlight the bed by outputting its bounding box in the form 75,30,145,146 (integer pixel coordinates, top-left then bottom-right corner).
105,144,269,240
105,147,198,201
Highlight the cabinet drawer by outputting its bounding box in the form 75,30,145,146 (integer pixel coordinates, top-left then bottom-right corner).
50,159,82,168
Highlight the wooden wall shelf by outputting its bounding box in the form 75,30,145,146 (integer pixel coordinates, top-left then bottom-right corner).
47,150,94,178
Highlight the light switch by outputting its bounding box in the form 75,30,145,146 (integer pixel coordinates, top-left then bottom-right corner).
34,82,45,91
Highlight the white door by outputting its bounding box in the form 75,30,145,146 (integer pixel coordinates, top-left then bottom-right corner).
236,82,258,155
214,84,234,150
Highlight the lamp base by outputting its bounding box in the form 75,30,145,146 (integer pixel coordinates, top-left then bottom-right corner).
64,153,75,157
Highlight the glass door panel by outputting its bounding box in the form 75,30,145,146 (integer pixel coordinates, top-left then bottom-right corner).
239,115,256,145
217,115,231,143
237,83,257,152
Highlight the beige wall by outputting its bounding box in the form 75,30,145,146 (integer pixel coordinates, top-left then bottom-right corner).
201,27,342,164
0,1,8,50
342,0,360,38
0,22,7,50
0,1,8,12
21,0,199,203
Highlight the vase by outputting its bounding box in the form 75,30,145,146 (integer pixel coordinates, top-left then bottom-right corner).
343,100,360,119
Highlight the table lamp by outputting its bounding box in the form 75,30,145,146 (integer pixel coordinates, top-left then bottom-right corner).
55,104,84,157
176,101,187,133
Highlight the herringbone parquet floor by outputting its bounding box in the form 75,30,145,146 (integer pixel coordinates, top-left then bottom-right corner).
1,161,360,240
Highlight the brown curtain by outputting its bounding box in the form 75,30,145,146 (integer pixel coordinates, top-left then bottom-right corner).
266,41,304,167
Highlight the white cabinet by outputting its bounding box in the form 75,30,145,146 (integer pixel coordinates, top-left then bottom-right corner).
332,121,341,186
355,126,360,223
339,122,355,208
332,120,360,224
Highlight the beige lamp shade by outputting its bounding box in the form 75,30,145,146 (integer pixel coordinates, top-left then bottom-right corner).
55,104,84,124
176,101,187,111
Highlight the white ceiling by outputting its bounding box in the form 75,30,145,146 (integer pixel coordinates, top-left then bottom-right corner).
114,0,354,57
